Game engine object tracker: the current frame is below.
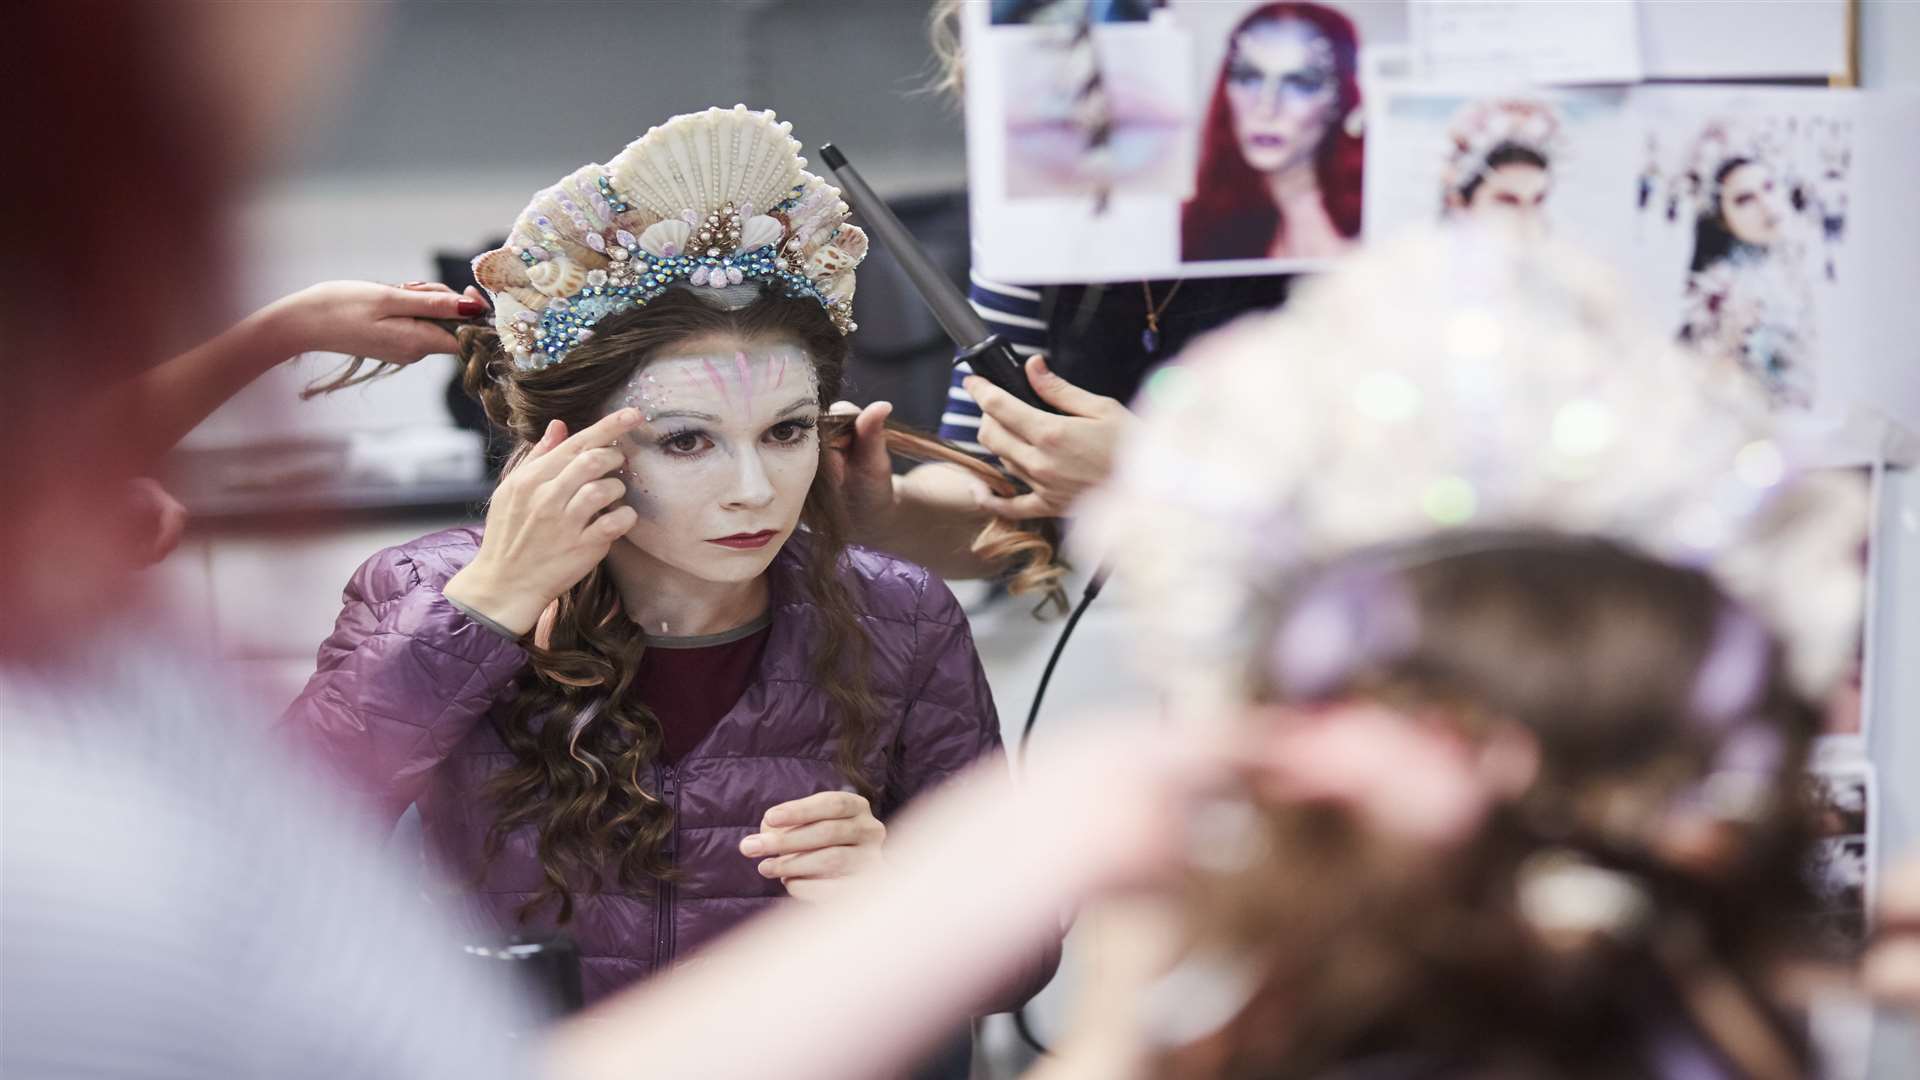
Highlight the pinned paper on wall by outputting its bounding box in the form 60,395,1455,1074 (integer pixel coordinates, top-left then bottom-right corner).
1408,0,1642,84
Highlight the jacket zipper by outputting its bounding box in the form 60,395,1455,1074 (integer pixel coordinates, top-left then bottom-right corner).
654,762,678,975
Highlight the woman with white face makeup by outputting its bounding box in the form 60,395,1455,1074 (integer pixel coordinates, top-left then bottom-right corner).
281,108,1060,1023
1180,1,1363,262
1678,142,1818,410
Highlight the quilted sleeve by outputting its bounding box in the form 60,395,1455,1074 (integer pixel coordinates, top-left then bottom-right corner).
279,544,528,828
885,576,1003,809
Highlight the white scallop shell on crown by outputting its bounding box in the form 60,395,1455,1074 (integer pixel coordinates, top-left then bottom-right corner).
607,105,806,225
638,219,693,259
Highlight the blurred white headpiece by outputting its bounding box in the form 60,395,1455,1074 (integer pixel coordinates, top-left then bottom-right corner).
1079,226,1865,708
472,105,868,370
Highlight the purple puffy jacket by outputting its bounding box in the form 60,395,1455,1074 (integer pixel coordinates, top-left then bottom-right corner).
283,525,1056,1007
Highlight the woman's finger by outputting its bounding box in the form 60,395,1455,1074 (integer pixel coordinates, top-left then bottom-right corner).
523,420,569,463
367,319,459,363
758,845,857,880
549,446,628,499
588,505,639,540
522,410,642,479
566,477,627,522
739,817,869,858
963,374,1054,445
761,790,867,830
978,421,1042,489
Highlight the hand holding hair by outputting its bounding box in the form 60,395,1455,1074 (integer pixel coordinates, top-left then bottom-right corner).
442,409,646,637
292,280,490,397
820,409,1068,609
965,355,1135,522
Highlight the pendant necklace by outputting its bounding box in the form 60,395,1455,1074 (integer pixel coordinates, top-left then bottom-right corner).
1141,279,1185,355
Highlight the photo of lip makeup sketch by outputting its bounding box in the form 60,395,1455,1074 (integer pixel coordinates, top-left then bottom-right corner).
998,21,1197,200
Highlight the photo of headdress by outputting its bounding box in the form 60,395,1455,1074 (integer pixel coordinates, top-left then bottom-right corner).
472,105,869,370
1439,97,1563,208
1647,110,1849,245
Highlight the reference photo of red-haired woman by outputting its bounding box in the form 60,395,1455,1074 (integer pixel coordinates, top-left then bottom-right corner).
1181,1,1363,263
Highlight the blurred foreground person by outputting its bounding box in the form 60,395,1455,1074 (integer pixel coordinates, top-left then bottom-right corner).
548,228,1874,1080
0,5,544,1079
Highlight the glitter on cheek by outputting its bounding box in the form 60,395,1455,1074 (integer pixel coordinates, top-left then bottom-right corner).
620,480,659,521
613,439,660,522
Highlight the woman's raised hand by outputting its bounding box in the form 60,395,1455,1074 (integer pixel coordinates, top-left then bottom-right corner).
442,410,646,637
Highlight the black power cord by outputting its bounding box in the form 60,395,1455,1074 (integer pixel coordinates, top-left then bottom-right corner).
1009,563,1110,1055
1019,564,1109,754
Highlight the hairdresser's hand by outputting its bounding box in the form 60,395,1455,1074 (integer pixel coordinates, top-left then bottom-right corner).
259,280,487,364
964,355,1134,521
821,399,898,526
443,410,644,637
740,791,887,902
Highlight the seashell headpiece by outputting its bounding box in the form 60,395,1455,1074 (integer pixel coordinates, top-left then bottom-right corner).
1440,97,1564,211
473,105,869,370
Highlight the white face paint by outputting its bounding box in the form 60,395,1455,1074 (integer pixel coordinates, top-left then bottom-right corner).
602,336,822,587
1224,17,1341,176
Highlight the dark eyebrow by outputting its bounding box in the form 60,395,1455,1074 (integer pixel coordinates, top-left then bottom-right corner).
776,398,819,418
648,409,721,422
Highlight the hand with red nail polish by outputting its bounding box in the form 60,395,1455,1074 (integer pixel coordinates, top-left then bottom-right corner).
259,280,486,365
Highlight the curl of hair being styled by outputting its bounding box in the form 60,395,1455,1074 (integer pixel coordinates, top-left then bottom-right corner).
1181,1,1364,262
454,289,1061,923
1162,533,1821,1080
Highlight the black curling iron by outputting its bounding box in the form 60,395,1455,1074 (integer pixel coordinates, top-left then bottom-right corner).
818,143,1061,415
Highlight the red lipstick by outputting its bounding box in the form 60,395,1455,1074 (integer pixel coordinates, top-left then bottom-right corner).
708,530,778,550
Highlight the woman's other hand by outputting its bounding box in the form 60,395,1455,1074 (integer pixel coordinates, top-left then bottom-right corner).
442,411,646,636
261,280,487,365
964,355,1135,521
740,790,887,902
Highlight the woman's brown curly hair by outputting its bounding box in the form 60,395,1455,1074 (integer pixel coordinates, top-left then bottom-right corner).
457,290,890,924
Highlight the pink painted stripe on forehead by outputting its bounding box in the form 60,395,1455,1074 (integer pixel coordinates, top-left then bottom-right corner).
701,357,732,405
734,350,753,399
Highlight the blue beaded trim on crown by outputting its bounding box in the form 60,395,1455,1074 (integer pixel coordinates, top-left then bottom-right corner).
516,242,836,370
503,182,853,370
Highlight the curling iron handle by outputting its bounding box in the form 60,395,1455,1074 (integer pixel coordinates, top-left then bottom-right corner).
955,335,1063,416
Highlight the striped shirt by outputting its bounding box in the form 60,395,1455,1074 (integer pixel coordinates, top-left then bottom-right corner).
937,272,1048,463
